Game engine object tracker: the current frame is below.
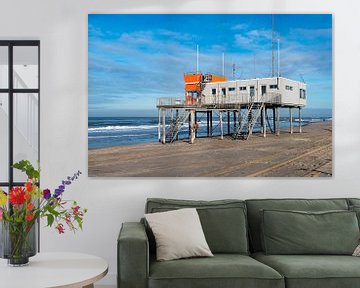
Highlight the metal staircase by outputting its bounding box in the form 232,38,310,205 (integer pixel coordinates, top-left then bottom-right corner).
234,96,265,140
165,110,191,143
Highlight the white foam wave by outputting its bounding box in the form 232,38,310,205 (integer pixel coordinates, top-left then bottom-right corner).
88,125,158,132
89,133,152,139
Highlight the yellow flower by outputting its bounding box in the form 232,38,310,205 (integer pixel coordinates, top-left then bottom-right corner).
0,190,7,206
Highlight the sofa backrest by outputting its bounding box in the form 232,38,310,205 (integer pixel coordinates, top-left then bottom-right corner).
245,198,350,252
145,198,249,255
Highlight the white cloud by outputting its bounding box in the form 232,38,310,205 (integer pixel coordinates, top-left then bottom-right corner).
289,28,332,39
231,23,248,30
234,29,272,50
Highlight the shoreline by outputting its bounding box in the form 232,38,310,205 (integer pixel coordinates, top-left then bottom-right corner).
88,121,332,177
88,117,332,150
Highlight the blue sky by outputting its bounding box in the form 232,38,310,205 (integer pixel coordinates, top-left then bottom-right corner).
88,14,332,117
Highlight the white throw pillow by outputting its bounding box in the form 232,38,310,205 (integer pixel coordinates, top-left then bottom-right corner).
353,244,360,256
145,208,213,261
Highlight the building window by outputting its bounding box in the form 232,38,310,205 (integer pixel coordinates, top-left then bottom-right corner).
0,40,40,190
221,88,226,96
250,86,255,97
285,85,293,91
228,87,235,92
300,89,306,99
269,84,278,89
211,88,216,95
239,86,247,91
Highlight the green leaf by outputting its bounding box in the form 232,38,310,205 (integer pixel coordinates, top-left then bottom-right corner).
12,160,40,180
47,214,54,227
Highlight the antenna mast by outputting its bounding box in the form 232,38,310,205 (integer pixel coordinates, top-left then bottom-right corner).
222,52,225,76
277,37,280,77
272,14,275,77
253,54,256,78
196,44,199,73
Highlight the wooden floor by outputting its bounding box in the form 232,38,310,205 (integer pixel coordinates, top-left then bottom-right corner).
88,122,332,177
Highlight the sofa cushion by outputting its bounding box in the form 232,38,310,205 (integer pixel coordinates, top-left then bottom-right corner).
149,254,284,288
145,208,213,261
252,252,360,288
347,198,360,207
146,198,249,254
348,204,360,228
261,209,359,255
246,198,349,252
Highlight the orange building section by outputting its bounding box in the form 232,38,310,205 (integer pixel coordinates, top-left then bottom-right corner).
184,73,203,83
184,73,226,105
185,83,201,91
210,75,226,82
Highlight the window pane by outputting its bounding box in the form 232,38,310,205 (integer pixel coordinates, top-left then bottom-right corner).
0,46,8,89
13,93,39,182
13,46,38,89
0,94,9,182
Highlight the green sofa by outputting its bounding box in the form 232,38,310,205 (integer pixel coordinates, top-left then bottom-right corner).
118,198,360,288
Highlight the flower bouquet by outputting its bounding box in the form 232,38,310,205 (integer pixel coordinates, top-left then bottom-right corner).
0,160,87,266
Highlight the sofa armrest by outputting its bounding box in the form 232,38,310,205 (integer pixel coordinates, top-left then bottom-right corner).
118,222,149,288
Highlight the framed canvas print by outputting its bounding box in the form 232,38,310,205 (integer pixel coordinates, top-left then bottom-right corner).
88,14,332,177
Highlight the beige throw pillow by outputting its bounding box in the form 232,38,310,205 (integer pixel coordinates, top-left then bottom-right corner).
353,244,360,256
145,208,213,261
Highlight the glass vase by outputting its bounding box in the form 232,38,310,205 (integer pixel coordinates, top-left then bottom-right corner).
0,220,37,266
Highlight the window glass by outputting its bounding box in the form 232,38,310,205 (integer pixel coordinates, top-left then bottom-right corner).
13,46,39,89
0,47,8,89
228,87,235,92
0,93,8,182
300,89,306,99
13,93,39,182
212,88,216,95
250,86,255,97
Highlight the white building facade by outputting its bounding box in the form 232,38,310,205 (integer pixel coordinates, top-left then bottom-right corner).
201,77,306,107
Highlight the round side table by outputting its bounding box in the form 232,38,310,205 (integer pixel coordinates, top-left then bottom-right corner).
0,252,108,288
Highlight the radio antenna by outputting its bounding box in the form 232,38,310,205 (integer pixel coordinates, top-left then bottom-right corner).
196,44,199,73
222,52,225,76
277,36,280,77
272,14,275,77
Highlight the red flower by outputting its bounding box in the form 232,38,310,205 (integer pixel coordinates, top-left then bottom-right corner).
26,214,33,221
56,223,65,234
65,214,71,225
9,187,26,205
24,193,31,201
26,203,34,210
72,205,80,215
25,182,33,192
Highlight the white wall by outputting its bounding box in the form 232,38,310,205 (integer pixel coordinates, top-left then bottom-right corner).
1,0,360,286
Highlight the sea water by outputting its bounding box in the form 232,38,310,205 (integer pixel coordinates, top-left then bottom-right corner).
88,111,332,149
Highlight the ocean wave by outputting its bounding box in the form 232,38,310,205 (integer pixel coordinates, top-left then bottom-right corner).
88,125,159,132
88,133,152,139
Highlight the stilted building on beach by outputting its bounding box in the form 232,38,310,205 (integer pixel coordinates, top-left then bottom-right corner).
156,72,307,144
156,15,307,144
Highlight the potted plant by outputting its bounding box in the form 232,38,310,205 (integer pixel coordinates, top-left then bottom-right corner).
0,160,86,266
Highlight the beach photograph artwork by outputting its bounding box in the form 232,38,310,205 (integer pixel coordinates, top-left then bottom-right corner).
88,14,332,177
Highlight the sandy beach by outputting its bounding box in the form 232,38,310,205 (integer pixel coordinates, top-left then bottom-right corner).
88,121,332,177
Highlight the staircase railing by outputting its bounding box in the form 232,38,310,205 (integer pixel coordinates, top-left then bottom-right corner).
166,110,191,143
234,93,267,140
